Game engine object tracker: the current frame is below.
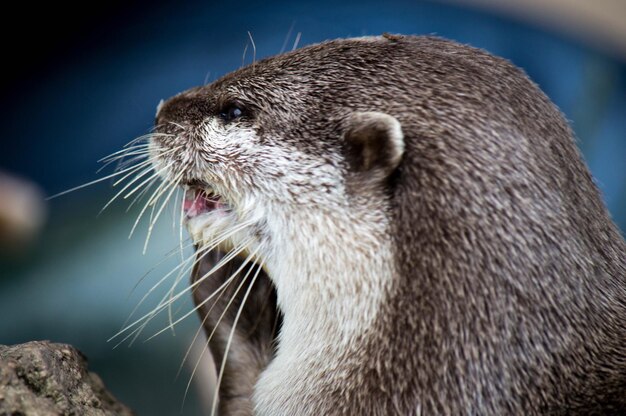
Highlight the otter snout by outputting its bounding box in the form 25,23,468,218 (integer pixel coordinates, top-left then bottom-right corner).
155,92,212,128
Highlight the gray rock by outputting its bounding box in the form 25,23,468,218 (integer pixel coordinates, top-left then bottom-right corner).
0,340,133,416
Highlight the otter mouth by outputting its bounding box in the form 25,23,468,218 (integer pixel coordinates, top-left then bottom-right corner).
183,187,228,220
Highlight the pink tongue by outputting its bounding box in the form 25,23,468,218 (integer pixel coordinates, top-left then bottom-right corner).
183,189,201,213
184,189,219,217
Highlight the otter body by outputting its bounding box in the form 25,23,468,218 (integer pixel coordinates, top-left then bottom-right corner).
151,35,626,415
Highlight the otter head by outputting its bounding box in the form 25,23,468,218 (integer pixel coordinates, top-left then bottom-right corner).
150,39,405,327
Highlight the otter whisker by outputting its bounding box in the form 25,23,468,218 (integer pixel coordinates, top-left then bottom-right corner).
118,238,195,337
292,31,302,51
98,146,150,166
107,159,154,189
184,254,263,411
110,230,255,343
114,244,201,343
124,260,204,347
203,70,212,86
172,187,180,233
124,170,166,201
127,163,179,238
178,190,186,261
122,169,170,217
110,154,151,175
134,167,173,205
126,237,195,302
143,170,185,254
160,236,254,316
135,217,256,325
46,160,154,200
97,147,150,173
99,166,156,215
98,143,150,163
123,131,172,149
109,149,172,189
126,178,158,211
247,31,256,68
155,236,255,315
151,245,261,341
176,270,230,380
241,42,249,69
279,21,296,54
146,197,159,251
168,187,183,334
167,121,185,131
210,260,265,416
122,238,254,346
99,133,162,174
119,147,182,191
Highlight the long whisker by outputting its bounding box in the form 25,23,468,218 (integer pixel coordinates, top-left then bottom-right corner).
176,269,230,380
46,161,149,200
117,239,194,338
98,143,150,163
97,152,149,174
241,42,249,68
128,182,170,238
128,163,180,238
203,70,212,85
248,31,257,67
150,245,260,341
97,148,151,172
143,171,185,254
99,146,150,167
123,168,166,201
129,215,249,318
179,189,187,261
210,261,265,416
123,132,171,148
279,21,296,54
98,166,155,215
126,178,158,211
292,32,302,51
184,254,263,411
118,147,182,192
168,187,182,335
115,244,202,342
110,154,151,175
167,121,186,131
108,159,154,188
121,238,253,347
109,228,254,342
172,187,180,233
126,237,194,302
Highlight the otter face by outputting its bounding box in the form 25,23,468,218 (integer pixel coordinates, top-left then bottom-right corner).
150,41,405,306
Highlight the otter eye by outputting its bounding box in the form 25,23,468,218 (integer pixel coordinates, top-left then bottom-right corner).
219,104,244,122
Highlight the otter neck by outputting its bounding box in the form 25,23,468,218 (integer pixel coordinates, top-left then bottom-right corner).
265,202,396,349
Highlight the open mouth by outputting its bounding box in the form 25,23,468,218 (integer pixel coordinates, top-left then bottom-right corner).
183,187,227,220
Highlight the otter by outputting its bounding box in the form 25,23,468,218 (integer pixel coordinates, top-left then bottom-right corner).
150,35,626,415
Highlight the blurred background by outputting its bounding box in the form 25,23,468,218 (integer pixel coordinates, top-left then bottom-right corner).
0,0,624,414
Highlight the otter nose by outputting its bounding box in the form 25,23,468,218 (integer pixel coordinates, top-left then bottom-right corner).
155,95,212,127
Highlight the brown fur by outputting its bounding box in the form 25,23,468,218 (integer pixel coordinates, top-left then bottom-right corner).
192,251,280,415
158,35,626,414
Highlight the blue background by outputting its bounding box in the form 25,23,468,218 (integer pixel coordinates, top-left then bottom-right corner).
1,1,624,415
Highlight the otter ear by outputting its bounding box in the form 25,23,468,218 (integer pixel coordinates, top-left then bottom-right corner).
343,112,404,176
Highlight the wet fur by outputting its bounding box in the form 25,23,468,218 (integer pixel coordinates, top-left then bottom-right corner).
155,35,626,414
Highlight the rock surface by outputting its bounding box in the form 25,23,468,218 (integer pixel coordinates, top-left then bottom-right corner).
0,340,133,416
